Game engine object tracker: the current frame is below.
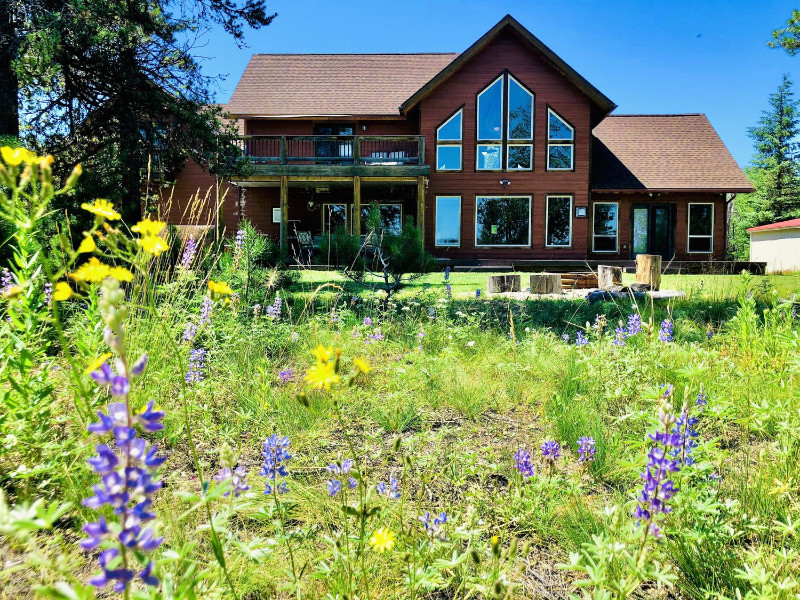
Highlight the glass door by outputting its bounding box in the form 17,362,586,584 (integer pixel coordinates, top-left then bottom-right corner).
314,123,354,163
631,204,675,260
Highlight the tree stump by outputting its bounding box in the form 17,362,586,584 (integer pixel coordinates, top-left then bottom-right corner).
635,254,662,291
487,275,520,293
598,265,622,290
529,273,562,294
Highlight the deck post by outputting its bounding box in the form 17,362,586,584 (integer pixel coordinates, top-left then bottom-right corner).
416,176,426,244
280,175,289,258
353,175,361,237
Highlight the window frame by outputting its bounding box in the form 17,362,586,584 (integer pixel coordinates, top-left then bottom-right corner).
476,143,504,171
474,195,532,248
592,201,619,253
546,107,575,171
506,144,533,171
506,74,534,142
322,203,349,234
435,107,464,171
358,203,403,235
434,195,462,247
476,75,504,144
545,195,574,248
687,202,714,254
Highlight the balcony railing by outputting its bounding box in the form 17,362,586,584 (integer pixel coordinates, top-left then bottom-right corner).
234,135,425,167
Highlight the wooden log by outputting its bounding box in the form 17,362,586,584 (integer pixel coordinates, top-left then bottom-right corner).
560,273,598,289
635,254,662,290
530,273,562,294
598,265,622,290
487,275,521,293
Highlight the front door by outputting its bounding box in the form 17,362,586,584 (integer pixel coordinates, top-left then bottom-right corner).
314,123,354,163
631,204,675,260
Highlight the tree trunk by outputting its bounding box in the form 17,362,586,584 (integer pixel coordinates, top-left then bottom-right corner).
529,274,562,294
0,0,20,138
635,254,662,290
487,275,520,293
597,265,622,290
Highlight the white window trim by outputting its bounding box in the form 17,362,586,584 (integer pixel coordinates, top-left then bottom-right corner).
435,196,461,247
476,143,504,171
436,145,462,171
437,108,463,142
322,203,348,234
474,195,532,248
477,75,504,142
506,144,533,171
546,143,574,171
507,75,534,142
545,195,573,248
687,202,714,254
547,108,574,141
592,201,619,253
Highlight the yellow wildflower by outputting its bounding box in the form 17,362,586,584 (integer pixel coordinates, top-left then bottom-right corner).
208,280,233,295
77,235,97,254
81,199,121,221
69,257,110,283
353,358,371,374
1,285,23,299
52,282,73,301
305,360,340,390
139,235,168,256
131,219,166,237
369,528,396,553
311,345,334,364
1,146,37,167
108,267,134,282
85,353,113,375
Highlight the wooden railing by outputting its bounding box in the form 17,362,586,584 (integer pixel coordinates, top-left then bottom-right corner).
233,135,425,166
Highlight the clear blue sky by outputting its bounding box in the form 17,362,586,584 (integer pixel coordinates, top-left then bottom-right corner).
200,0,797,167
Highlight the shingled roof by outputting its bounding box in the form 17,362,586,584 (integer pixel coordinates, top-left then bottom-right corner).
225,53,458,117
592,114,754,192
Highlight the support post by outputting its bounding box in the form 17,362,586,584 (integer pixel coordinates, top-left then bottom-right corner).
416,176,426,244
353,175,361,237
280,175,289,258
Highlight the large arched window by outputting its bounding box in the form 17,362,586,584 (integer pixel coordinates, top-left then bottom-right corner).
476,73,533,171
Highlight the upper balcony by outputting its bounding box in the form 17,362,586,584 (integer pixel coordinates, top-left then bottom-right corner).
232,135,429,179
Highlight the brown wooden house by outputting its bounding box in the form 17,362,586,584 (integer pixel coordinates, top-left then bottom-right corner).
156,14,753,267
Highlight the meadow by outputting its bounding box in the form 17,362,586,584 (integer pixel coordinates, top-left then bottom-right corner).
1,151,800,599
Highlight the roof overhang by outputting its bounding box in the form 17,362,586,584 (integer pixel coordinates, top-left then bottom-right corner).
227,113,408,120
400,14,616,117
592,188,754,194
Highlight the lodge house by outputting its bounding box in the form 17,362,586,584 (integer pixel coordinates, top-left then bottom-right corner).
156,15,754,267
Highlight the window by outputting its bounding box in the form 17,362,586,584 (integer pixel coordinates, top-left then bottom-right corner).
545,195,573,247
323,204,348,234
436,109,463,170
547,108,574,170
476,73,534,170
592,202,618,252
435,196,461,247
687,203,714,253
475,196,531,247
360,204,402,235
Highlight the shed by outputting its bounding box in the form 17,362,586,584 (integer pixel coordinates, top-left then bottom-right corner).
747,218,800,273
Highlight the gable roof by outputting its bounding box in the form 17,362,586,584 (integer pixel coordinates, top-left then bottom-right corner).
225,53,458,117
400,14,616,117
747,218,800,233
592,114,754,193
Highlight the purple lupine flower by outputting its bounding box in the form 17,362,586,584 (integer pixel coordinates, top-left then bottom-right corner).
612,327,627,346
575,331,589,346
0,268,12,294
445,284,452,298
180,236,198,269
326,458,354,476
671,406,700,466
43,282,52,306
327,479,342,497
330,312,339,323
376,475,400,500
514,449,535,478
660,383,674,398
185,348,206,384
348,477,358,489
577,437,596,464
278,369,293,384
182,322,198,343
266,295,282,319
541,440,561,462
627,313,642,336
261,435,291,495
696,392,707,410
706,325,714,340
366,328,384,343
633,400,682,539
444,266,450,281
199,296,213,327
234,229,246,257
363,316,373,326
659,319,674,343
213,466,250,497
476,289,481,299
419,511,447,537
562,333,570,343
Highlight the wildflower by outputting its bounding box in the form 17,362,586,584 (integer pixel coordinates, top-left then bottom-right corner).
77,235,97,254
671,405,700,466
594,314,607,334
1,146,37,167
185,348,206,384
562,333,570,343
80,198,121,221
444,266,450,281
311,345,334,363
208,280,233,296
139,235,168,256
706,325,714,340
369,528,396,552
43,282,52,305
291,332,300,343
69,257,111,283
476,289,481,298
353,358,371,374
0,268,12,295
234,229,246,263
265,295,282,319
696,392,707,410
330,311,339,323
612,327,627,346
260,435,291,495
278,369,293,383
446,283,452,297
513,449,535,478
541,440,561,463
326,458,354,476
90,362,133,398
366,328,384,343
363,316,373,326
575,331,589,346
53,281,73,301
108,267,134,282
180,236,198,269
577,437,596,464
305,359,339,390
327,479,343,497
376,476,400,500
131,219,167,237
660,383,674,398
658,319,674,343
213,466,250,497
182,322,198,343
627,313,643,336
419,511,447,538
199,296,213,326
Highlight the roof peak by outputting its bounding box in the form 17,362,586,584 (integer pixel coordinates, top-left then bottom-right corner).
606,113,707,118
249,52,459,57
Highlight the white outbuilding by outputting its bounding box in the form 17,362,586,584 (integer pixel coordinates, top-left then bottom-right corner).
748,218,800,274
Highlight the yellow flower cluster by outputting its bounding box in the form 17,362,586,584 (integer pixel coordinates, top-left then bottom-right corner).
81,199,120,221
68,257,134,284
305,345,341,390
0,146,51,168
132,219,168,256
208,280,233,295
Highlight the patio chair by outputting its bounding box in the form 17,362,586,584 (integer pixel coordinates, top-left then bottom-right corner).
296,230,314,264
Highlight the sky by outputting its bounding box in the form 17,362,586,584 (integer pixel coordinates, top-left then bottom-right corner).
198,0,798,167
